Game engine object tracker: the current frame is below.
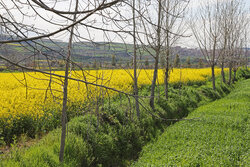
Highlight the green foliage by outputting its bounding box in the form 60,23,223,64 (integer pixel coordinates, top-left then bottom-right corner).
0,130,90,167
186,56,191,68
1,108,61,146
200,86,221,100
145,58,149,68
92,59,97,69
132,79,250,166
198,58,204,68
111,55,116,67
174,54,180,68
219,81,231,94
160,55,165,68
236,68,250,80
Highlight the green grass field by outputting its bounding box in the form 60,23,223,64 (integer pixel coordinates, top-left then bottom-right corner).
132,79,250,166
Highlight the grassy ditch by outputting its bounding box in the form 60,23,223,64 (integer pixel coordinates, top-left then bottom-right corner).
1,69,249,167
132,77,250,166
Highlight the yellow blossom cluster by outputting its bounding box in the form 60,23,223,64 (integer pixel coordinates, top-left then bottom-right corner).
0,68,223,128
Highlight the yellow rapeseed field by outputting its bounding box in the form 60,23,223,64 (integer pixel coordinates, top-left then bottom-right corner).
0,68,222,130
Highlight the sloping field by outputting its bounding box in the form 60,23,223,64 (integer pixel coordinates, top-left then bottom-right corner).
133,79,250,166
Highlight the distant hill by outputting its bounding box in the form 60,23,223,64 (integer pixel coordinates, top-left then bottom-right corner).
0,36,205,68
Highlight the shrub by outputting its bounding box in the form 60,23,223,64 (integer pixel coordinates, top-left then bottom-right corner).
200,86,221,100
236,68,250,80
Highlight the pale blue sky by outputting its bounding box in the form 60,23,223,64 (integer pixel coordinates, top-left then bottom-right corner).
1,0,249,48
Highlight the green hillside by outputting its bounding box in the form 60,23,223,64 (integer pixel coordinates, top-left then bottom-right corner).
0,39,206,69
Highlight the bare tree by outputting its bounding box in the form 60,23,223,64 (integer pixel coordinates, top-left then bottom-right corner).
219,0,248,84
132,0,140,118
0,0,126,163
162,0,189,99
227,1,248,84
191,0,222,90
134,0,190,110
134,0,165,110
59,0,79,162
243,29,249,69
218,0,231,83
232,39,245,83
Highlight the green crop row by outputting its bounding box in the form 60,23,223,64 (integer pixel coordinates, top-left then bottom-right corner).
132,78,250,166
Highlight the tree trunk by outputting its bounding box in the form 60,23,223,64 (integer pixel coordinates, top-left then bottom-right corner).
164,48,170,100
150,51,160,110
228,62,232,85
245,53,248,69
59,64,69,163
233,68,237,84
150,0,162,111
59,0,78,162
164,68,169,100
221,61,226,83
164,7,170,100
211,64,216,90
132,0,140,118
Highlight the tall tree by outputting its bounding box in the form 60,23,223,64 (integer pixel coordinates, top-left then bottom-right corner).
132,0,140,118
225,0,248,84
186,56,191,68
174,54,180,67
198,58,204,68
218,0,248,84
191,0,222,90
111,55,116,67
149,0,163,110
145,58,149,68
59,1,78,162
0,0,125,163
162,0,189,99
136,0,164,110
